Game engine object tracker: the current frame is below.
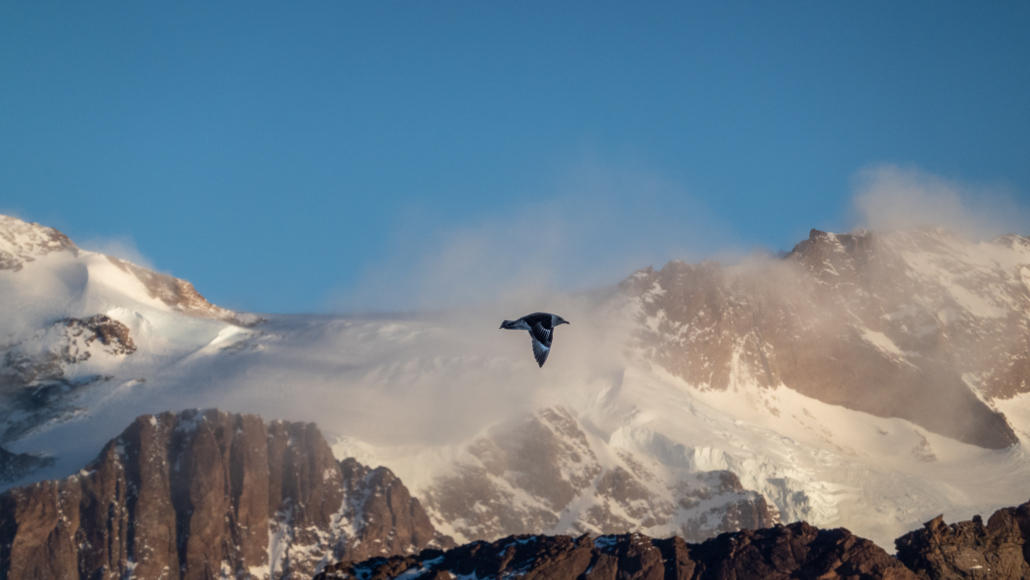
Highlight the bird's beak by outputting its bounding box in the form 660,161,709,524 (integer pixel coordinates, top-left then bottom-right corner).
563,320,571,325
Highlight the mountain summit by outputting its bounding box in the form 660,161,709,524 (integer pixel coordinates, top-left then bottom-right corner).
624,227,1030,449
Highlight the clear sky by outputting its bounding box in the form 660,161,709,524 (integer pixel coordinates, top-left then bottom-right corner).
2,2,1028,313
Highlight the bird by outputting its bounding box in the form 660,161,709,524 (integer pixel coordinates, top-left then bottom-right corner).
500,312,570,367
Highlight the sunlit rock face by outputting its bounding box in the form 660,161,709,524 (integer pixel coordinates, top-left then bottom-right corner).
0,215,78,272
624,227,1030,449
0,410,451,580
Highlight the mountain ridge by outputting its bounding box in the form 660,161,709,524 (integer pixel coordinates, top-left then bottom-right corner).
3,214,1030,553
315,499,1030,580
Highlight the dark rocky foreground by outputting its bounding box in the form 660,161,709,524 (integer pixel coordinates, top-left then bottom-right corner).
0,410,451,580
895,501,1030,579
316,523,915,580
316,501,1030,580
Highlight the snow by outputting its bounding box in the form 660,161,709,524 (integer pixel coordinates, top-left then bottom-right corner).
5,217,1030,555
860,330,905,358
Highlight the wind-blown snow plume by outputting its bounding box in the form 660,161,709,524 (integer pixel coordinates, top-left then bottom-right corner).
329,164,735,313
851,164,1029,240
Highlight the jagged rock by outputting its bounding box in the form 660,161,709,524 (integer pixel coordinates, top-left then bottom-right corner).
895,501,1030,579
0,315,137,445
0,409,450,580
316,522,916,580
622,228,1025,449
339,458,454,561
58,315,136,356
0,215,78,272
104,255,262,327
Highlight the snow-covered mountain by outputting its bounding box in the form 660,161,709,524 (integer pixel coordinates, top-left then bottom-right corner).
3,214,1030,552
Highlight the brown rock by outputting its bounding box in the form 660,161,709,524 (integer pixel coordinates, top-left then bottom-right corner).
0,409,448,580
895,502,1030,579
0,215,78,272
59,314,136,356
317,523,915,580
105,255,261,326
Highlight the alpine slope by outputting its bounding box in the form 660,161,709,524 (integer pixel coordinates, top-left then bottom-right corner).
3,214,1030,550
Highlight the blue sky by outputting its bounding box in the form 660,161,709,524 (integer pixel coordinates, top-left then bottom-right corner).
2,2,1028,313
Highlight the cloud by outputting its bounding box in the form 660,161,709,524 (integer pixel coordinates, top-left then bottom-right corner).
78,235,156,270
850,164,1029,240
327,163,738,312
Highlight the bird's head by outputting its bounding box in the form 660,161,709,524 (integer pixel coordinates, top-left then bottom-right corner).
555,315,570,326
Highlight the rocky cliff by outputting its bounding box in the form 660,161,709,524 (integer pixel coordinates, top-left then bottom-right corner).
0,409,451,580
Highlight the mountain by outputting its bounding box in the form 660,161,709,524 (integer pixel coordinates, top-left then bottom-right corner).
315,499,1030,580
623,228,1030,449
0,409,451,580
0,215,260,465
2,214,1030,554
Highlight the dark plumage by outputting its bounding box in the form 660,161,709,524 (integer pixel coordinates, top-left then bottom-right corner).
499,312,570,367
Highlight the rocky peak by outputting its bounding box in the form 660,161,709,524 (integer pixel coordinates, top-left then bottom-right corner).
104,255,261,327
0,214,259,327
0,409,450,580
0,215,78,272
786,228,879,288
624,227,1027,449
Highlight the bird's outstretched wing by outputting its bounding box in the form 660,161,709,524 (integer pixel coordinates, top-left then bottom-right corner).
530,322,553,367
530,322,553,347
531,336,550,367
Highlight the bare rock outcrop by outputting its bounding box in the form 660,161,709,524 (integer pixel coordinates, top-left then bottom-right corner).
58,314,137,356
0,409,450,580
0,215,78,272
895,501,1030,579
0,314,138,446
316,522,916,580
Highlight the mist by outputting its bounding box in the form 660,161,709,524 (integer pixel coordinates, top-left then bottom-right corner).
326,164,740,314
849,164,1029,240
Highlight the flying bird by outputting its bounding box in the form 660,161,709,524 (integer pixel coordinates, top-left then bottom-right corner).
500,312,570,367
